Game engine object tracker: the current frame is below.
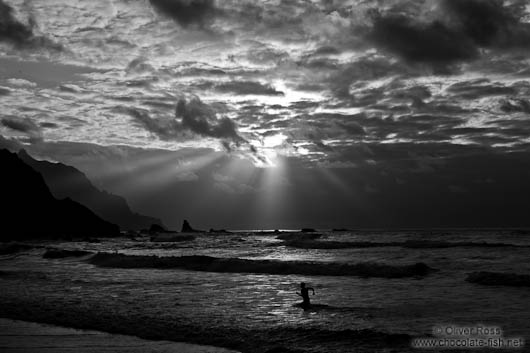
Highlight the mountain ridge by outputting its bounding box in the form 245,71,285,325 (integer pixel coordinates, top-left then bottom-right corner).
18,149,163,231
0,148,119,240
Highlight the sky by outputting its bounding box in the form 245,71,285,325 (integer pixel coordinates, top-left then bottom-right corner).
1,0,530,229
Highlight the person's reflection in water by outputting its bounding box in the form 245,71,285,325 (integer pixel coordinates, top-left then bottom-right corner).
297,282,315,310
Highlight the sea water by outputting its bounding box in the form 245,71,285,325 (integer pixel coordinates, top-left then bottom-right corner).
0,230,529,352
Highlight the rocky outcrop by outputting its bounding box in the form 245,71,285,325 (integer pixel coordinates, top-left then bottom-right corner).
181,219,199,233
148,224,167,234
18,150,163,231
0,149,119,240
209,228,230,234
150,234,196,242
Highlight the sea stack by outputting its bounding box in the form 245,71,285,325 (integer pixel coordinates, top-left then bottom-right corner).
181,219,198,233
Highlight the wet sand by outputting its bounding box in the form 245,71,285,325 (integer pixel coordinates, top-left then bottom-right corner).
0,318,240,353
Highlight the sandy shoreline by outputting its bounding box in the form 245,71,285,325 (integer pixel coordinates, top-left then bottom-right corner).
0,318,240,353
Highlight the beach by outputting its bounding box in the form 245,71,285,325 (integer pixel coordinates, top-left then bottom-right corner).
0,318,239,353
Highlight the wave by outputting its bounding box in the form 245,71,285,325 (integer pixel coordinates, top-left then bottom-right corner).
275,233,323,241
0,302,411,353
43,249,93,259
400,240,528,249
466,271,530,287
282,240,388,249
150,234,196,242
0,242,38,255
0,270,47,280
282,239,528,250
290,303,376,316
88,253,437,278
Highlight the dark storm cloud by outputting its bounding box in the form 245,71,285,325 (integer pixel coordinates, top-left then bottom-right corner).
0,0,33,46
446,79,517,99
500,99,530,114
1,117,40,134
245,46,290,65
442,0,530,49
298,57,340,70
176,97,244,142
309,113,368,138
287,111,471,145
39,122,59,129
484,118,530,139
312,46,341,56
336,121,366,136
126,97,245,144
0,0,60,49
260,113,368,150
368,0,530,66
369,13,478,65
149,0,216,27
1,117,42,143
198,81,284,96
328,56,413,100
126,108,183,140
390,85,432,102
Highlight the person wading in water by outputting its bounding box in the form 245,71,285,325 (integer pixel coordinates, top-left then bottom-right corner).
297,282,315,310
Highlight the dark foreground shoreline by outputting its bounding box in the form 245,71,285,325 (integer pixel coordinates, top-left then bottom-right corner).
0,293,411,353
0,318,239,353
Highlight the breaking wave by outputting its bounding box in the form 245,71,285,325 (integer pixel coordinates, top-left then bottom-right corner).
0,242,39,255
87,253,437,278
43,249,93,259
0,297,411,353
0,270,47,280
275,233,323,241
282,239,529,250
466,271,530,287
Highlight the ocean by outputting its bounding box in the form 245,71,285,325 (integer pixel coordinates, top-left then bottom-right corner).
1,230,529,352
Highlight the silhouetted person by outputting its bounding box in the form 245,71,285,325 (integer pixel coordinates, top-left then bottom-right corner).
297,282,315,309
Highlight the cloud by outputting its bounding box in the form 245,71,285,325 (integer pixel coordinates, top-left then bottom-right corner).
205,81,284,96
149,0,216,27
500,98,530,114
442,0,530,49
39,122,59,129
336,121,366,136
1,0,528,170
0,134,23,151
213,181,255,194
213,181,235,193
328,56,413,99
212,172,233,182
367,0,530,67
126,97,245,146
1,117,42,143
0,0,61,49
369,13,477,66
446,79,516,99
1,117,40,134
0,0,34,46
6,78,37,88
175,170,199,181
176,97,245,143
126,108,181,140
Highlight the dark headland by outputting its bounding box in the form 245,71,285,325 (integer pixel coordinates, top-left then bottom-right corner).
0,149,119,240
18,149,163,231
